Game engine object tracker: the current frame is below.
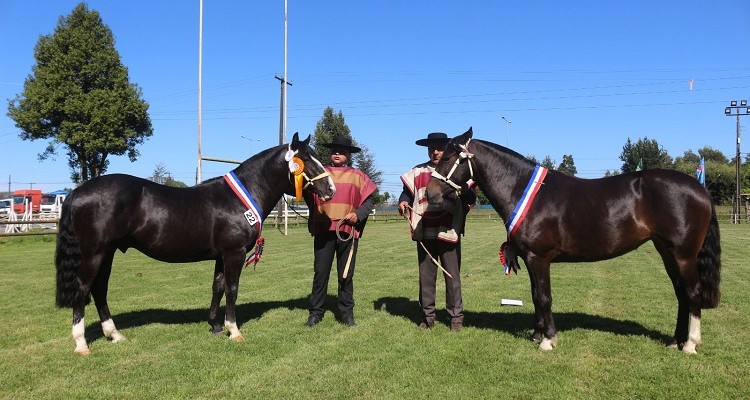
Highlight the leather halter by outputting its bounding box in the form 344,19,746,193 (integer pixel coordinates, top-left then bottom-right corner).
287,146,331,189
430,138,474,193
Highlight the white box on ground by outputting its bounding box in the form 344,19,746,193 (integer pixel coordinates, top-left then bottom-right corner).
501,298,523,306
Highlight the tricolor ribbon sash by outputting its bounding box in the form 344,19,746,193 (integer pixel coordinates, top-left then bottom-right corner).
224,171,266,268
506,165,547,238
224,171,263,227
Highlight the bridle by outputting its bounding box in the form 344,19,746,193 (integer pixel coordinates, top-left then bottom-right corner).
430,138,475,194
286,146,331,199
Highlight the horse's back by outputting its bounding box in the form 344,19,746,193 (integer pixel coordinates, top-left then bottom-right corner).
538,169,712,261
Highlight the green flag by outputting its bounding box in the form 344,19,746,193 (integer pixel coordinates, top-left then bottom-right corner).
636,158,643,172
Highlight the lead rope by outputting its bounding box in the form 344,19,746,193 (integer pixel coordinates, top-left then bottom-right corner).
402,205,453,279
334,219,357,279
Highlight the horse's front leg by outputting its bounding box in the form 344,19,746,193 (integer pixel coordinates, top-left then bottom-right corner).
526,255,557,351
222,251,245,342
208,259,225,335
526,266,545,343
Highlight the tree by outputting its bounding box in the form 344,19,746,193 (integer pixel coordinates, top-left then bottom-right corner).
7,3,152,184
312,106,352,164
619,137,672,173
527,155,556,170
353,145,383,189
150,163,188,188
311,106,384,201
557,154,577,176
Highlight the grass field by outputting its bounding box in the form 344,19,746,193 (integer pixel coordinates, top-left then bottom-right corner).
0,219,748,399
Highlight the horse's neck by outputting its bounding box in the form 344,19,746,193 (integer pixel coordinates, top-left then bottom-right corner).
472,141,535,222
232,147,290,218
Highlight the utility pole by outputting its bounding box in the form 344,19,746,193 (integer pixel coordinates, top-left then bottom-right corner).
196,0,204,184
275,75,292,145
276,0,291,235
724,100,749,224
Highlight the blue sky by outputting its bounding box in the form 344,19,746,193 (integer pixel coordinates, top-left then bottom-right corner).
2,1,750,196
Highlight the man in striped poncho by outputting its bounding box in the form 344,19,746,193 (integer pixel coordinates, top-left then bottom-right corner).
304,136,377,328
399,132,475,332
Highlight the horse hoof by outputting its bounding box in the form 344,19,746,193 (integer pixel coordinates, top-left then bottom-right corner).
74,348,91,356
538,336,558,351
231,334,244,343
110,334,126,343
666,340,679,350
682,342,698,355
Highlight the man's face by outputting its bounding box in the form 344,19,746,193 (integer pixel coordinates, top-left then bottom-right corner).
428,144,444,166
330,146,350,167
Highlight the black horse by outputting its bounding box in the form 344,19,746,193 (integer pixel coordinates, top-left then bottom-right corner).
427,128,721,354
55,133,335,355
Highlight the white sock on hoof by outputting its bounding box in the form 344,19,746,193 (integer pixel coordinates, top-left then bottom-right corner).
224,321,243,342
72,318,89,355
102,319,126,343
538,335,557,351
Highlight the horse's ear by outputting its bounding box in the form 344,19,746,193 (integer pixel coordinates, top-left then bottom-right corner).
301,134,311,147
464,127,473,139
291,132,300,148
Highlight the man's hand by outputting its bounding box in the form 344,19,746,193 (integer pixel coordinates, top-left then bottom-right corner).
398,201,409,216
343,212,358,224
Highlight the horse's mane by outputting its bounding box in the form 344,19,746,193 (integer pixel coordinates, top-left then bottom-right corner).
473,138,537,179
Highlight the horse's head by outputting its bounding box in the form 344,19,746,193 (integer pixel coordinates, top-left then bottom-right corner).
288,132,336,201
426,127,475,207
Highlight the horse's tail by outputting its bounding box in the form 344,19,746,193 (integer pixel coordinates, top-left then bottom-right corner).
697,205,721,309
55,199,87,308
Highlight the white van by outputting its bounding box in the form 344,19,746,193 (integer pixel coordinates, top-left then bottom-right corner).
40,193,67,214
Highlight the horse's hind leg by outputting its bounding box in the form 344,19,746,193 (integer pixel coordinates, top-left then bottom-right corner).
657,243,702,354
208,259,225,335
675,258,702,354
91,248,126,344
71,299,89,355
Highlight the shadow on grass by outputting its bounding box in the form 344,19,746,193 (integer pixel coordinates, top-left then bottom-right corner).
372,296,672,344
79,295,672,346
82,297,312,343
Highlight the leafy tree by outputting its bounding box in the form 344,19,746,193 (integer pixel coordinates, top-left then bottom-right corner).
6,3,152,184
312,106,352,164
619,137,672,173
527,155,556,170
557,154,577,176
150,163,188,188
604,170,620,177
311,106,384,201
353,145,383,189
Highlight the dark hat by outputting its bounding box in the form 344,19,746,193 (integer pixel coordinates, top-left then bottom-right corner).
320,136,361,153
415,132,450,147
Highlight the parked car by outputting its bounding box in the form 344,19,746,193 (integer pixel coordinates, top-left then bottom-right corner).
0,198,11,215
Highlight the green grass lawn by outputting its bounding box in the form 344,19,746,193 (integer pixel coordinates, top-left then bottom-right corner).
0,220,748,399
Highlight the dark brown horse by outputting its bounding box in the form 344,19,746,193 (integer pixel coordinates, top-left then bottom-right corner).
55,133,336,355
427,128,721,354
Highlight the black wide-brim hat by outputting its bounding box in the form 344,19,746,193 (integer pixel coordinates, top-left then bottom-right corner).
415,132,450,147
321,136,361,153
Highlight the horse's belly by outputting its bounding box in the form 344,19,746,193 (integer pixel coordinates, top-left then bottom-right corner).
127,241,218,263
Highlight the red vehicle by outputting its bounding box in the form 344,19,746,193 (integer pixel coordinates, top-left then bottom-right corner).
12,189,42,213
